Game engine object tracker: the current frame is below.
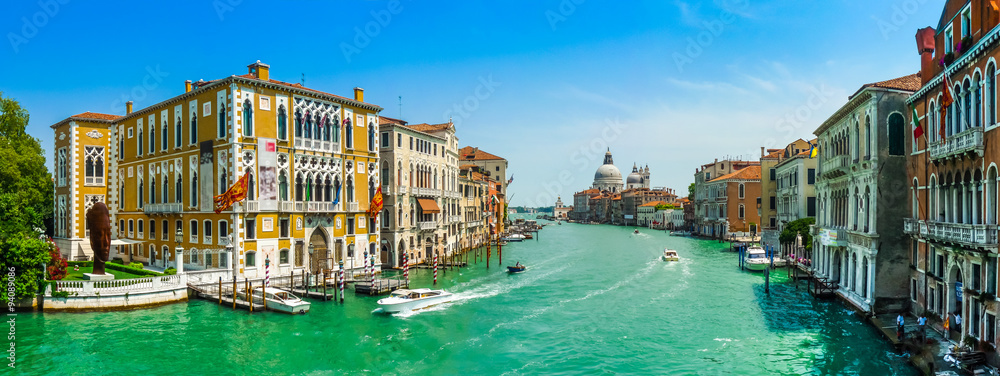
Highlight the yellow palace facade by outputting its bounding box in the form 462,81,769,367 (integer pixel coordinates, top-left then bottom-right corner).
51,61,383,279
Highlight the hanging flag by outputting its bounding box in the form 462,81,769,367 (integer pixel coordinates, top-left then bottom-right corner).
808,142,818,159
506,175,513,185
331,183,342,205
213,173,249,213
343,116,350,126
367,186,383,217
911,104,924,139
940,68,955,141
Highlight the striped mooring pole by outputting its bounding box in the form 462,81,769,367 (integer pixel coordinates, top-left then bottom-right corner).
339,260,345,303
363,251,369,283
433,252,438,285
265,257,270,287
403,252,409,285
370,253,376,292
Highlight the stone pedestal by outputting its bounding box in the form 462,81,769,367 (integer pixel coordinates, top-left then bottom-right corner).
83,273,115,281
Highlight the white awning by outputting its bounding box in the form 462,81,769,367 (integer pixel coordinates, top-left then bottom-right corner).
110,239,144,246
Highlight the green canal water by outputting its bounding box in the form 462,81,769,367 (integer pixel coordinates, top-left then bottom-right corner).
19,219,917,375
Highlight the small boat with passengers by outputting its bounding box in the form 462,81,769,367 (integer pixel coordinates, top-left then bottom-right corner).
502,234,526,242
238,287,311,314
507,263,527,273
662,249,679,261
377,288,454,313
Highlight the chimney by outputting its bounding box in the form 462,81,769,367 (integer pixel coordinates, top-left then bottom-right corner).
185,80,192,93
916,27,936,84
247,60,270,80
126,101,133,115
354,87,364,102
760,147,765,158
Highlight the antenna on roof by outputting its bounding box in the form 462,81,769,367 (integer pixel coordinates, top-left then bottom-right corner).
301,73,305,86
398,95,403,119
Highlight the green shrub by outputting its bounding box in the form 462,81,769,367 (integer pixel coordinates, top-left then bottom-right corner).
164,267,177,275
110,258,124,265
107,263,162,277
68,261,93,267
128,262,143,269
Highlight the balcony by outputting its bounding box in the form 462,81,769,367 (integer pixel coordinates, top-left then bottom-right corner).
467,220,483,227
245,200,259,212
307,202,326,212
294,202,304,212
449,215,461,223
348,202,359,212
714,196,727,202
903,218,919,235
930,127,984,161
924,221,998,248
280,202,294,212
398,186,408,195
418,221,437,231
145,202,182,214
413,187,438,197
821,155,848,178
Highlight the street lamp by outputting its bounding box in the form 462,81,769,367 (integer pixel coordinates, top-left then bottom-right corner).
174,227,184,271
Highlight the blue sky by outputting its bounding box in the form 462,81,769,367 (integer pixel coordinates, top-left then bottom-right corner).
1,0,941,207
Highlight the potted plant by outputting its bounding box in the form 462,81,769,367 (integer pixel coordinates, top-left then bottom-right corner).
964,335,978,351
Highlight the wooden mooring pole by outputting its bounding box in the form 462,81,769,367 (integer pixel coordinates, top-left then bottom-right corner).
232,276,237,311
765,267,770,294
219,277,222,305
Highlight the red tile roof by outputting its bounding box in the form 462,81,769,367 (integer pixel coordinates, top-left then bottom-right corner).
459,146,505,161
403,122,452,133
709,165,761,182
72,112,121,121
379,115,406,126
850,73,921,98
640,201,668,207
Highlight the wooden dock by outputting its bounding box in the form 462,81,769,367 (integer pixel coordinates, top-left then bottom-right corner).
354,279,408,295
188,283,264,313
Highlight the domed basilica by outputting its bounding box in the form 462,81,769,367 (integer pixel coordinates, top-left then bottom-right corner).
592,149,650,193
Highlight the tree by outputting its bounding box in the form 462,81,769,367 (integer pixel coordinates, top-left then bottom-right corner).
779,218,815,251
688,183,695,201
0,93,54,303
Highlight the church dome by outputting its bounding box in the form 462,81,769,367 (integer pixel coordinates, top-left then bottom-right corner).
626,164,642,184
595,164,622,180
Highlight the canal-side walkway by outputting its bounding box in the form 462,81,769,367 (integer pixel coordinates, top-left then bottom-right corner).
874,313,966,375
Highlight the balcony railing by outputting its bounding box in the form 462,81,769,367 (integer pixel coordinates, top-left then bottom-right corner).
714,196,727,202
449,215,461,223
467,220,483,227
821,155,848,177
280,202,294,212
145,203,182,214
418,221,437,231
930,127,984,160
923,221,998,247
445,191,461,199
398,186,408,195
903,218,919,235
294,202,304,212
245,200,259,212
307,202,324,212
348,202,359,212
413,187,438,197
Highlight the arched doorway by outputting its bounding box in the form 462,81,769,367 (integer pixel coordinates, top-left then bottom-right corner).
309,227,329,275
830,249,842,284
380,239,391,266
950,265,964,317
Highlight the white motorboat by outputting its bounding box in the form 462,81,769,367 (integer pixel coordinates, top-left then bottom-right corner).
662,249,679,261
502,234,526,242
743,246,770,272
377,288,454,313
239,287,311,314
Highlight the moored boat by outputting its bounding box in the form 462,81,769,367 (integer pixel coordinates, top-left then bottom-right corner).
662,249,679,261
239,287,311,314
377,288,454,313
743,246,769,271
502,234,526,242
